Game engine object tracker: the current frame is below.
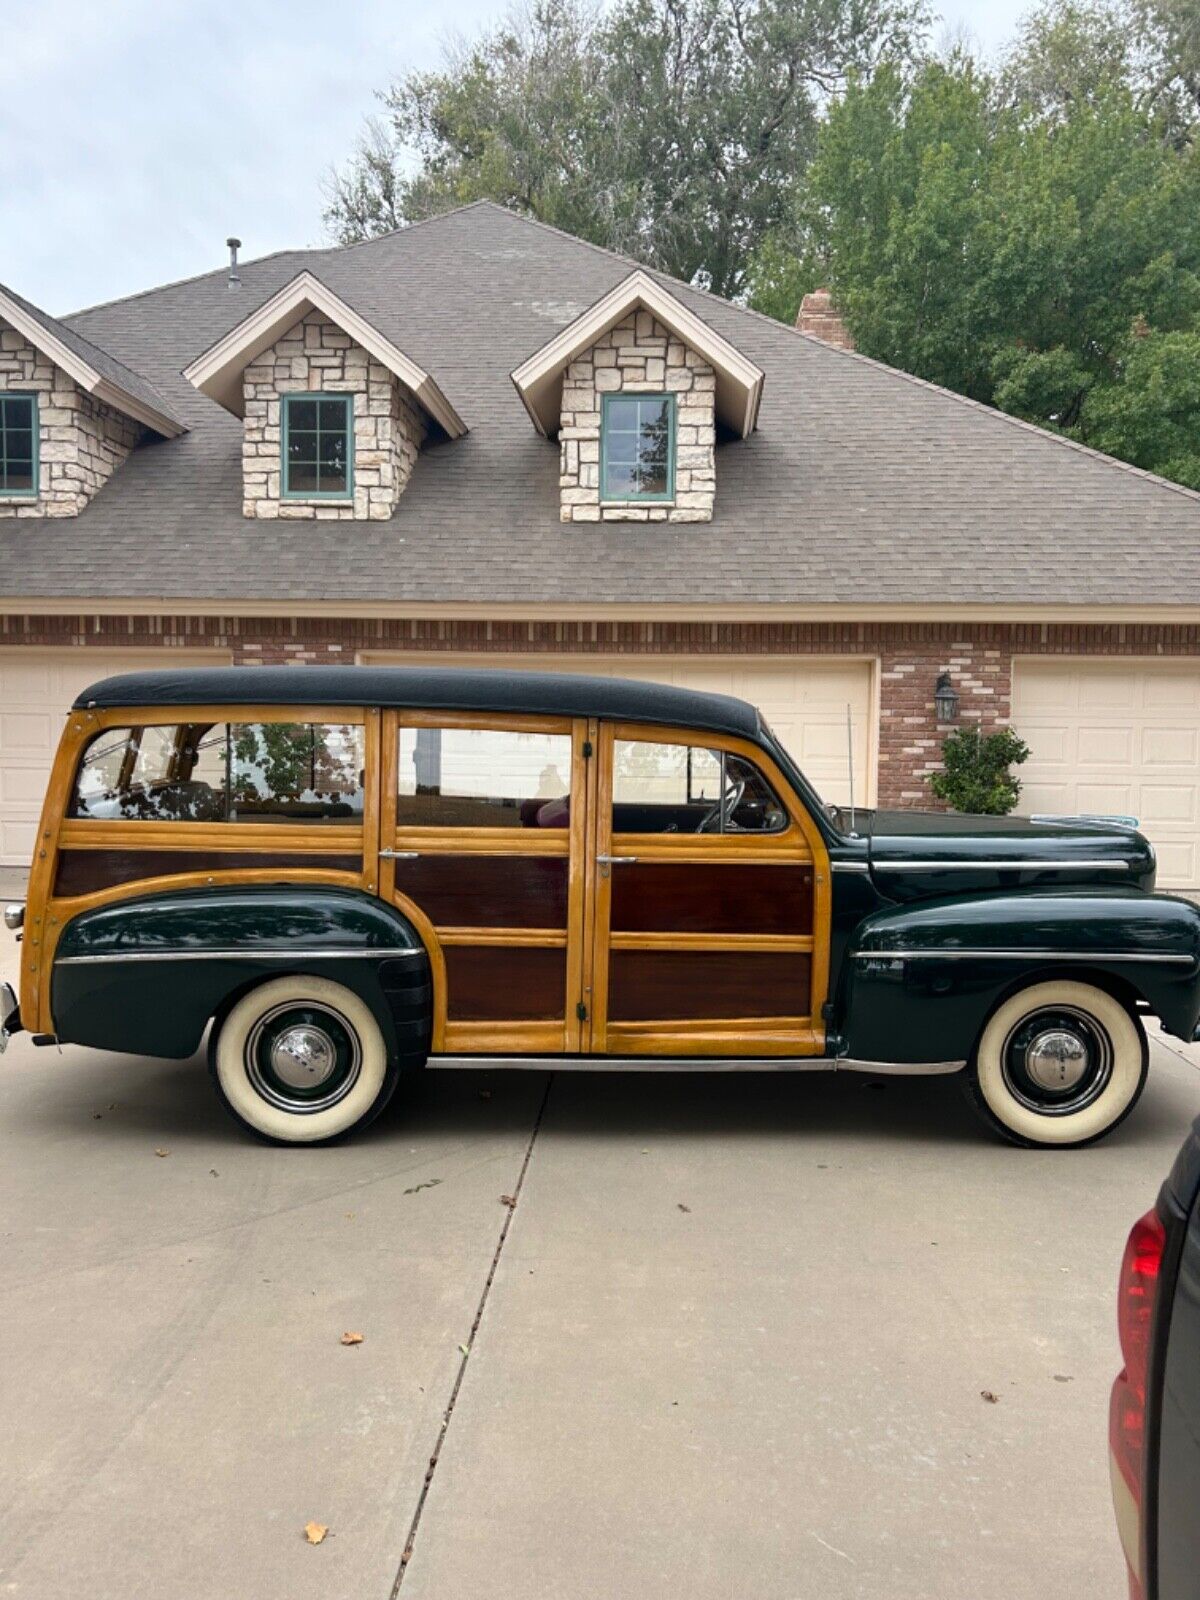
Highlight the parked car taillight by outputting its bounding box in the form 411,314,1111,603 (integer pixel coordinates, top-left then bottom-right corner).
1110,1206,1167,1599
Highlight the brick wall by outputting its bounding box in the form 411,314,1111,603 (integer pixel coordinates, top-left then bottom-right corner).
558,310,715,523
0,317,141,519
242,310,426,521
3,613,1198,810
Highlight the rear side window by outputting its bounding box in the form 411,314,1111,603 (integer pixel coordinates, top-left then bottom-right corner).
397,726,572,828
70,722,365,823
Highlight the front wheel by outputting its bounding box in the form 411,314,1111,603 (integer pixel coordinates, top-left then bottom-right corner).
964,979,1148,1148
210,975,397,1144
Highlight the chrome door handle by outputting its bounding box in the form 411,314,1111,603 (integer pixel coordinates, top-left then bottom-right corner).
596,855,639,865
379,849,419,860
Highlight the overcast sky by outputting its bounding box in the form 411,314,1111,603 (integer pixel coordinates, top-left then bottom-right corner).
2,0,1029,316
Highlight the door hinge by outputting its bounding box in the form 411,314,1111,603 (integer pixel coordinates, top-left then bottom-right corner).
581,740,593,758
576,1001,588,1022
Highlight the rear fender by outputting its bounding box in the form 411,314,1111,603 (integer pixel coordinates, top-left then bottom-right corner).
51,885,431,1060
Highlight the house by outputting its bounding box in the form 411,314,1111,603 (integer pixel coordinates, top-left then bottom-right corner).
2,201,1199,888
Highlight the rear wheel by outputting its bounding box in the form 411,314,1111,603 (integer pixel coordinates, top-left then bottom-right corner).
210,975,397,1144
964,979,1148,1148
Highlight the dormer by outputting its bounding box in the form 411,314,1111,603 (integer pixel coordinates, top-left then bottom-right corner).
183,271,466,521
511,270,763,525
0,283,184,520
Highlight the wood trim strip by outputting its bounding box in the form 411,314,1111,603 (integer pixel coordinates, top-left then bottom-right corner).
603,1024,821,1057
398,709,574,736
609,932,814,953
54,848,361,899
58,821,364,852
435,927,568,948
442,1020,566,1052
390,829,569,857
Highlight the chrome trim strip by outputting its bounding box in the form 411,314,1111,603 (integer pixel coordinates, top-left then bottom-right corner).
54,948,423,966
877,859,1130,872
831,861,871,874
853,947,1195,965
428,1054,964,1075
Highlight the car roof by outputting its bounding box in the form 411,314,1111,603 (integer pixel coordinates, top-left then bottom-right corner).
72,664,762,741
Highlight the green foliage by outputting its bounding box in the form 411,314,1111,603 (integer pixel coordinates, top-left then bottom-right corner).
747,3,1200,489
323,0,930,298
928,725,1031,816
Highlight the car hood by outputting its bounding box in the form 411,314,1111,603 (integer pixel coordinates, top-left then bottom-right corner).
862,808,1157,901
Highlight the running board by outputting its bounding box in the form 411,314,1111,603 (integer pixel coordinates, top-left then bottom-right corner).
427,1055,964,1075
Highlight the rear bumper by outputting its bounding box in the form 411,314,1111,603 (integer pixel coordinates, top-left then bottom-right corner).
0,981,19,1054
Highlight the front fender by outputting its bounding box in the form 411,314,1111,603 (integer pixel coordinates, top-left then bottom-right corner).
52,886,431,1060
837,888,1200,1063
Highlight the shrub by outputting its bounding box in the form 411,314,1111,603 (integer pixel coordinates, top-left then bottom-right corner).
928,725,1030,815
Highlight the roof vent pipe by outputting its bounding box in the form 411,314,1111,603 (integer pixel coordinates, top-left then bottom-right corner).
226,237,241,288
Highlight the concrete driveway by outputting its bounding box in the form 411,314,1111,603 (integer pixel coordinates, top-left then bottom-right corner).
2,921,1198,1600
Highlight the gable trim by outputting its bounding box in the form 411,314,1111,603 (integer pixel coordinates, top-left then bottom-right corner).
510,269,764,439
0,287,186,440
182,270,467,438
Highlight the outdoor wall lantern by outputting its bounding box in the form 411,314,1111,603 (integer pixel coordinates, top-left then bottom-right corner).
934,672,960,723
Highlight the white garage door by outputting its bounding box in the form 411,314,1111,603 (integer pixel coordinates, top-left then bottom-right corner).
360,653,876,807
1013,659,1200,892
0,649,231,867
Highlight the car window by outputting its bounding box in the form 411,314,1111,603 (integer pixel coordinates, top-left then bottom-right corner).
397,726,572,828
611,740,788,835
69,722,365,823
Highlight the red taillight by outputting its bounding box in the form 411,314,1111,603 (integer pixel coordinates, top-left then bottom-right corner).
1110,1206,1167,1598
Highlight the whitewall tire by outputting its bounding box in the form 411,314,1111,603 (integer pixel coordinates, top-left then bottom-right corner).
210,975,395,1144
965,979,1148,1148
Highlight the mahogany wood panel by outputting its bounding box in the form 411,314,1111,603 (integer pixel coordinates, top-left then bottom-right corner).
55,849,361,898
444,945,567,1021
393,854,567,929
610,862,813,935
606,949,812,1022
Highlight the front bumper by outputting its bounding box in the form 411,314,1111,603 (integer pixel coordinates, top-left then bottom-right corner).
0,981,19,1054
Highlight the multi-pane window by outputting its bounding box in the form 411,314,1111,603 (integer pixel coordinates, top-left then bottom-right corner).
397,726,572,828
282,393,353,499
600,393,675,501
70,722,365,823
0,393,38,497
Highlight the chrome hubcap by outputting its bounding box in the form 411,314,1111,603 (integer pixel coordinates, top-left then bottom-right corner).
1024,1028,1089,1093
1000,1004,1113,1116
269,1025,337,1090
244,1001,362,1114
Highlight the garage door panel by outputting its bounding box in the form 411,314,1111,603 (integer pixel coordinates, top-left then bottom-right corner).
360,651,875,808
0,649,232,868
1014,659,1200,894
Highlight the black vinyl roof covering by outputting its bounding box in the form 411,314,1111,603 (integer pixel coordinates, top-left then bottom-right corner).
73,664,763,740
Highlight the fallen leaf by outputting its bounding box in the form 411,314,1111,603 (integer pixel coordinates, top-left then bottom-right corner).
1053,1374,1073,1383
154,1148,170,1158
458,1343,470,1356
209,1168,219,1177
303,1522,328,1545
340,1331,364,1346
980,1390,999,1404
404,1178,442,1196
499,1194,517,1208
677,1203,691,1213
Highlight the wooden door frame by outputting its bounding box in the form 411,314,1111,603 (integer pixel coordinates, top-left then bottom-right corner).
380,707,591,1054
587,720,831,1057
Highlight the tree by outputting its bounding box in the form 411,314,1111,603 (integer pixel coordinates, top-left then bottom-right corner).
748,27,1200,489
323,0,930,298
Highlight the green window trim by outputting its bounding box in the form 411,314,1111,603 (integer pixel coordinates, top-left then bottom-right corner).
0,392,39,499
600,391,676,504
281,392,354,502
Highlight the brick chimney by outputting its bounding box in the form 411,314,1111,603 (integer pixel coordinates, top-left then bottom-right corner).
796,288,854,350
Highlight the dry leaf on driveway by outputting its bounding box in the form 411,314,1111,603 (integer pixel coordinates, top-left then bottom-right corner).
340,1331,364,1346
303,1522,328,1545
980,1390,999,1404
499,1194,517,1208
154,1148,170,1158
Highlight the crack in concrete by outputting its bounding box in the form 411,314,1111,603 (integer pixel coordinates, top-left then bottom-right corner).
389,1073,554,1596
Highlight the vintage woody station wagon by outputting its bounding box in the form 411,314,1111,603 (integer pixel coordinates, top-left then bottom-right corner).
3,664,1200,1148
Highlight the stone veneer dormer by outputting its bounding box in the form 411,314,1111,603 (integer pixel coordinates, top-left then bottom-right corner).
0,317,142,519
557,310,716,523
241,310,427,520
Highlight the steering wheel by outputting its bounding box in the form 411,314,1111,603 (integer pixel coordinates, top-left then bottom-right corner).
697,775,746,834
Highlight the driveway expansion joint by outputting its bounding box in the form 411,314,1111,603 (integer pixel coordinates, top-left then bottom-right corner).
388,1073,553,1596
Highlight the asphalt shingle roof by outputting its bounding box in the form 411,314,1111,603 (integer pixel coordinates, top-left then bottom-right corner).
4,200,1198,608
0,281,184,434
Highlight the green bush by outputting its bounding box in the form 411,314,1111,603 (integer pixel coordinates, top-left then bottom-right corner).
929,725,1030,816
